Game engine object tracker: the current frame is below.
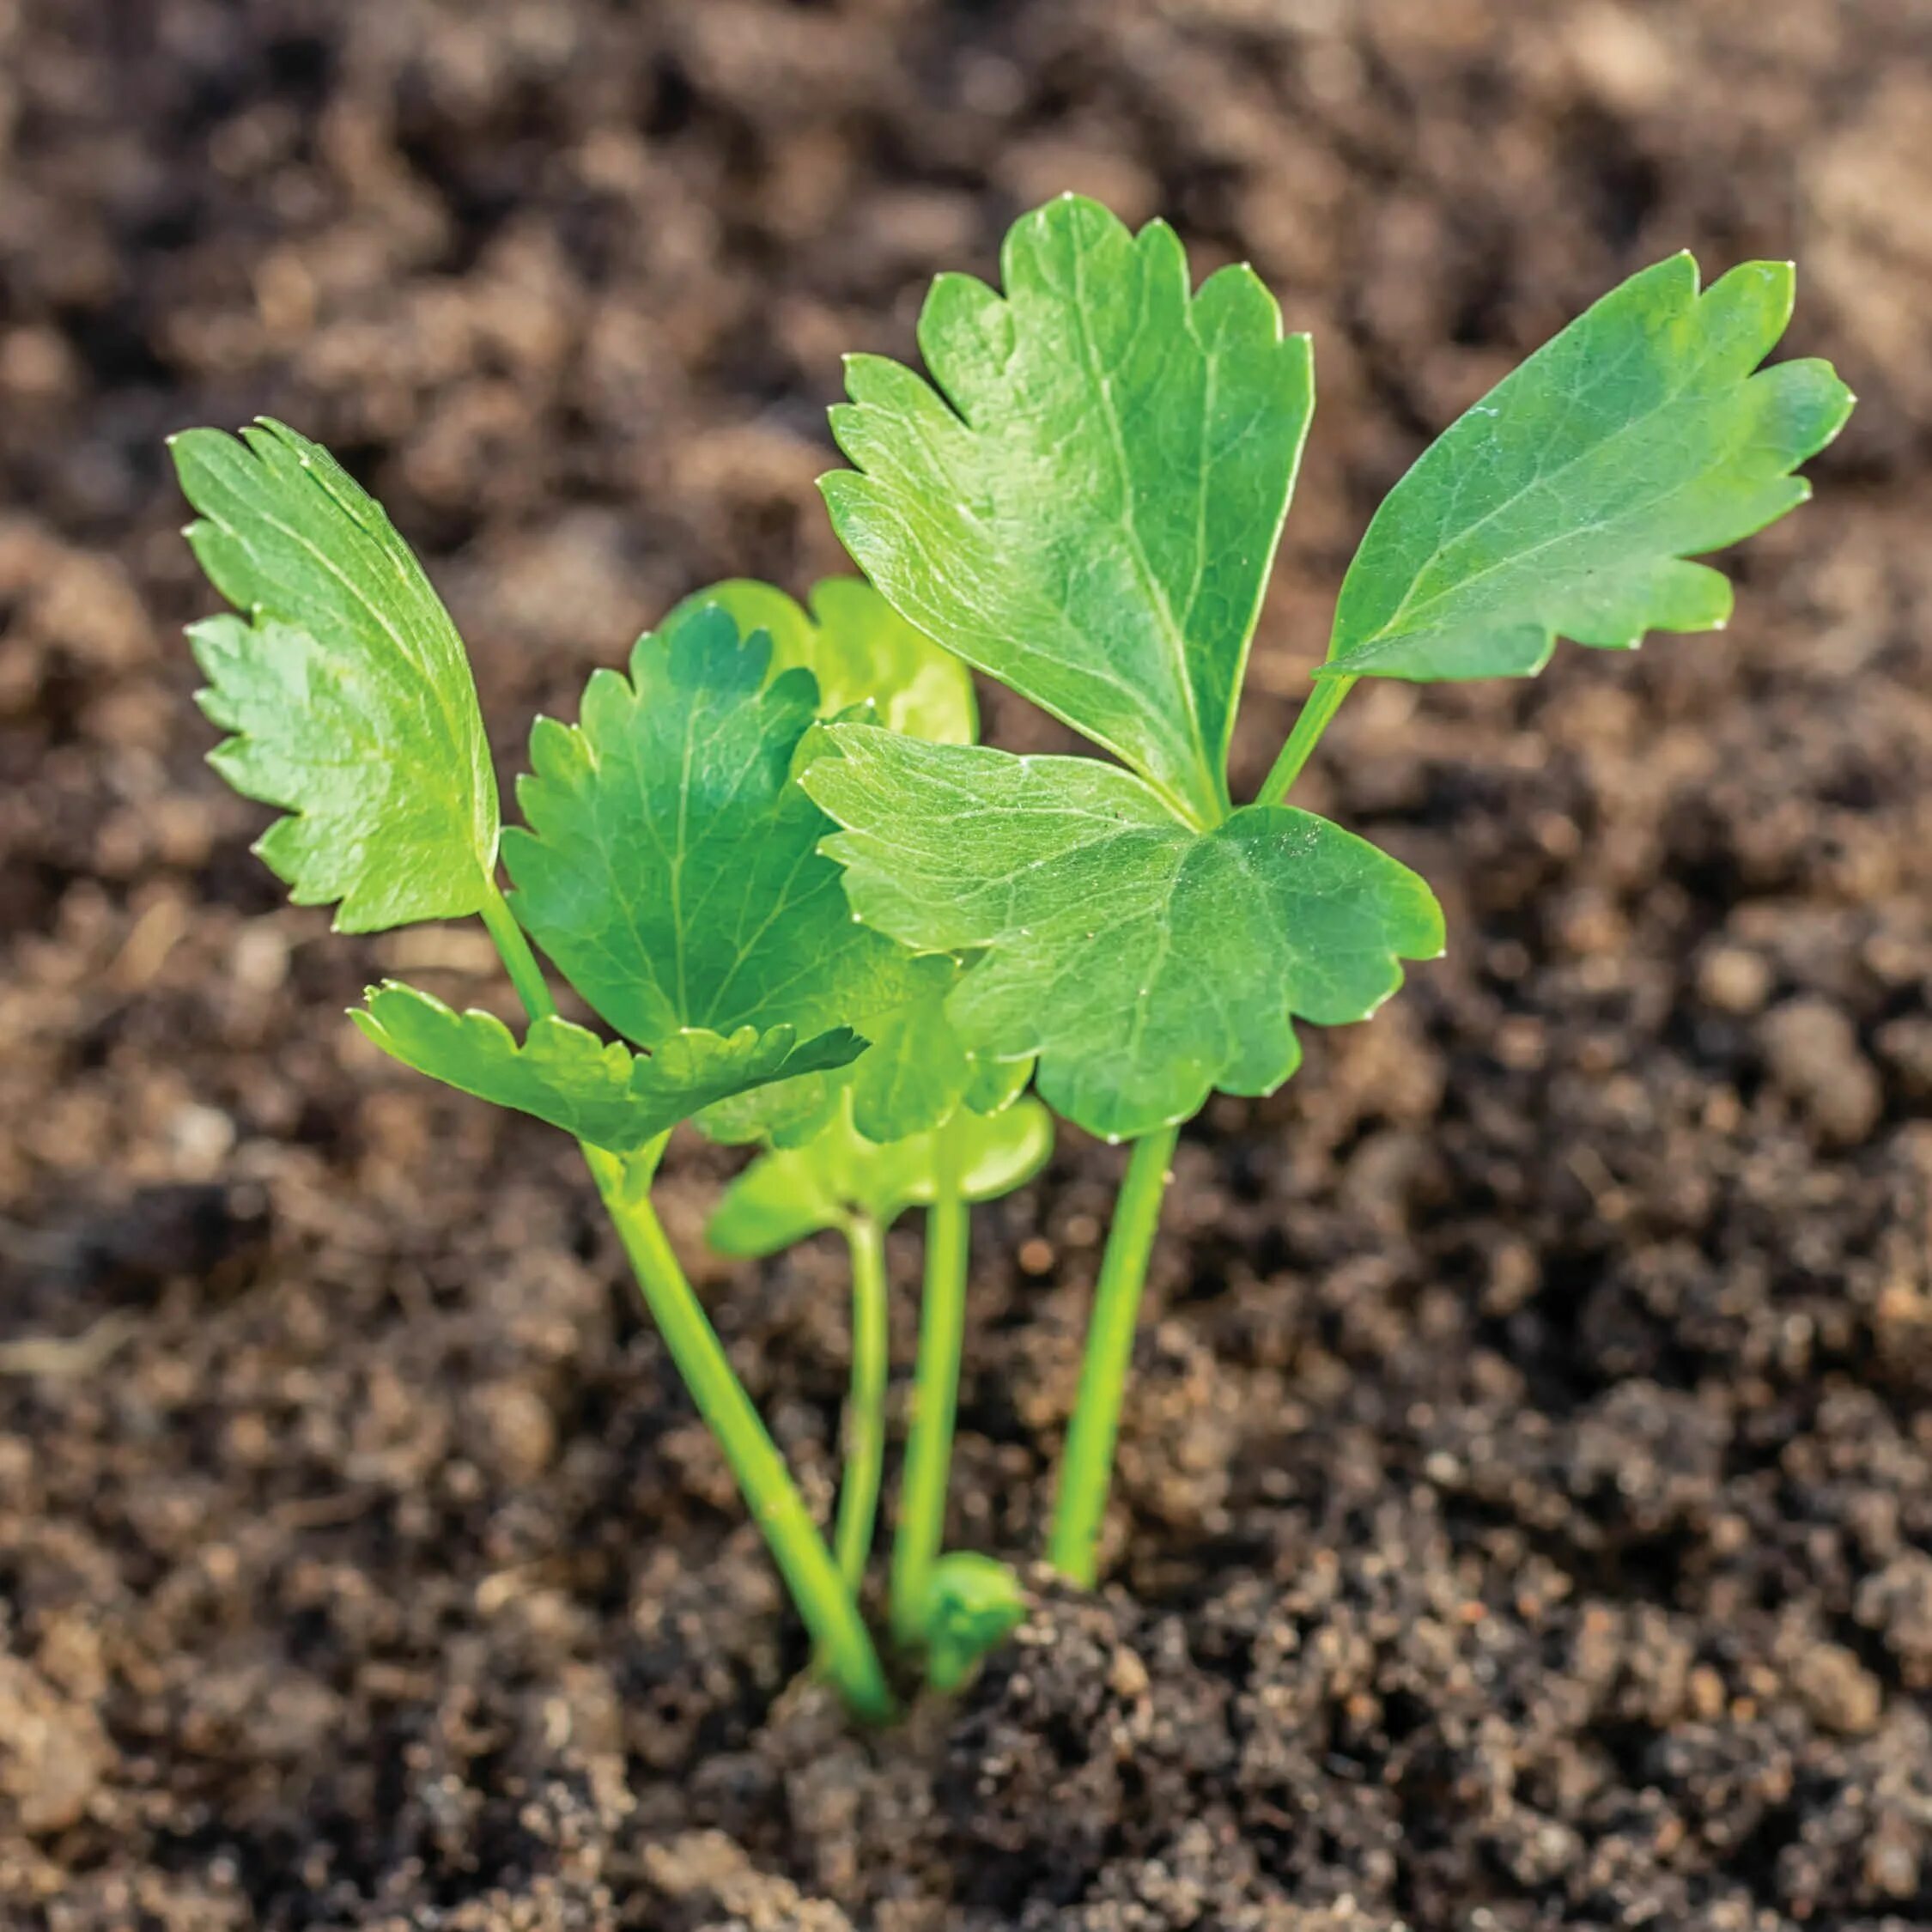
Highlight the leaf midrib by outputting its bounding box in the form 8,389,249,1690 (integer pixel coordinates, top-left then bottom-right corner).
1066,236,1219,827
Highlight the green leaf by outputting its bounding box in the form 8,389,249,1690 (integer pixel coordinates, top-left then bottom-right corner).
694,951,959,1151
842,967,1036,1144
695,1064,850,1151
921,1552,1029,1692
502,605,929,1072
1324,254,1855,682
701,958,1036,1151
823,194,1314,829
707,1093,1054,1256
171,419,499,932
805,726,1443,1142
843,974,972,1140
352,981,862,1153
662,577,976,744
595,587,1005,1144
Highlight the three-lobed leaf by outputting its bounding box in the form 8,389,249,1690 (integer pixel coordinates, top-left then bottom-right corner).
353,981,862,1154
805,727,1443,1142
172,418,500,932
708,1093,1054,1256
662,577,976,744
1325,253,1855,682
823,194,1314,828
503,606,927,1085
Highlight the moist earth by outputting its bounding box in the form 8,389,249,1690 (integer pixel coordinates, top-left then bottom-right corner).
3,2,1930,1927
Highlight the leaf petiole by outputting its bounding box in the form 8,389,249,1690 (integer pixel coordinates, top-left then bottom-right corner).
480,883,557,1021
584,1144,891,1721
477,884,893,1722
890,1107,971,1649
1254,671,1356,807
1046,1123,1180,1587
833,1212,890,1593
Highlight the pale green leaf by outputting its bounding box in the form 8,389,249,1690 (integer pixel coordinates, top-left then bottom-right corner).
352,981,862,1152
823,194,1314,828
962,1049,1036,1118
171,419,499,932
1325,254,1855,681
844,968,1036,1143
697,960,1036,1150
662,577,976,744
922,1551,1029,1692
503,605,928,1072
707,1093,1054,1256
694,952,958,1151
805,726,1443,1142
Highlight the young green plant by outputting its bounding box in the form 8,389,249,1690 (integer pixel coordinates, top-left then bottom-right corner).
802,195,1855,1587
169,427,997,1718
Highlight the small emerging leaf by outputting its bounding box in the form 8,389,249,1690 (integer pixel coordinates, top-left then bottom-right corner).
707,1094,1054,1257
921,1551,1030,1692
1325,254,1855,682
172,419,499,932
805,728,1443,1143
353,981,861,1153
504,606,927,1073
845,967,1036,1144
823,195,1314,828
842,975,973,1141
662,577,976,744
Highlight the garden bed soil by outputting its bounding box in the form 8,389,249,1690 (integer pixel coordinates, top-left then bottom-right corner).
3,2,1930,1927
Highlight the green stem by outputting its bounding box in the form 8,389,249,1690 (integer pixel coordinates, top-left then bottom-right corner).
479,883,556,1019
834,1213,890,1595
585,1148,891,1720
478,879,892,1720
1255,673,1357,805
1046,1123,1180,1588
890,1111,970,1648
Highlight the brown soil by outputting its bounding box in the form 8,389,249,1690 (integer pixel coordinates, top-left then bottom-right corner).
3,2,1931,1927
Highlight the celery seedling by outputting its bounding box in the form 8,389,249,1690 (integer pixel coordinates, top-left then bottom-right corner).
803,196,1854,1587
168,425,988,1719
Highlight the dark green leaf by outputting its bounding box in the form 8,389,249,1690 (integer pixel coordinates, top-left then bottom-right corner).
503,606,928,1066
571,592,1007,1149
805,726,1443,1142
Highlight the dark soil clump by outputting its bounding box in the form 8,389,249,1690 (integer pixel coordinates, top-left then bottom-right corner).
3,2,1929,1926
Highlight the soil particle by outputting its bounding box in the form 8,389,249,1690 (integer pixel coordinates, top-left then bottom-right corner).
1759,995,1886,1147
0,1655,110,1836
643,1830,857,1932
1787,1639,1884,1737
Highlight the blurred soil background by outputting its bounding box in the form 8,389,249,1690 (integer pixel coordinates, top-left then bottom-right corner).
2,2,1930,1926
